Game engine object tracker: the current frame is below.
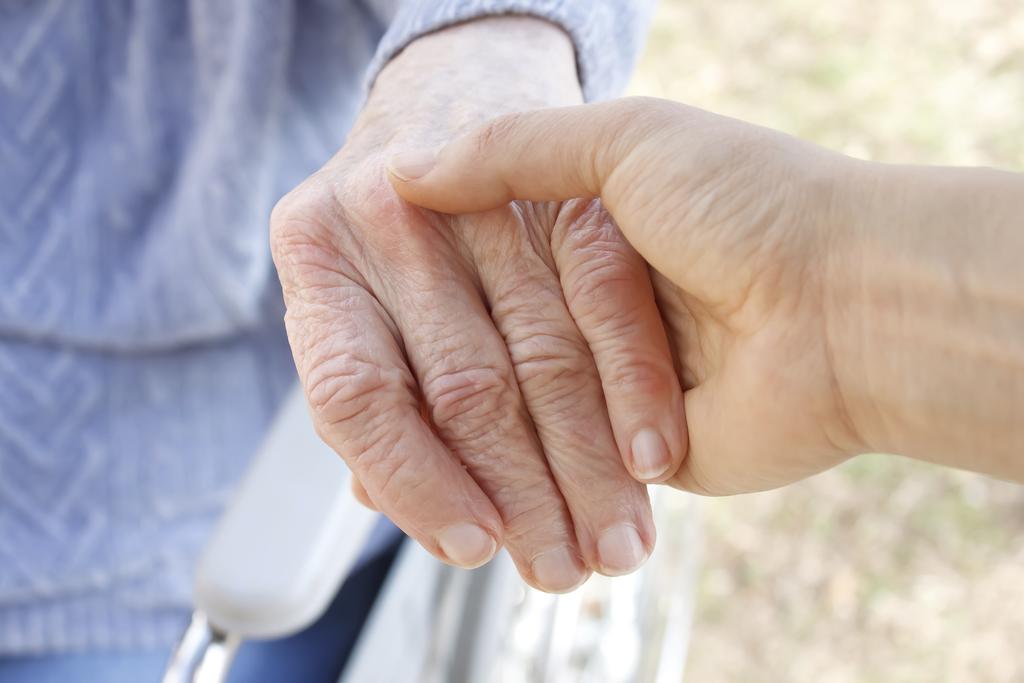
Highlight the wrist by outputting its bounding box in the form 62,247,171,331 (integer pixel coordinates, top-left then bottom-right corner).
824,159,1024,474
819,157,908,457
379,16,580,100
354,16,582,151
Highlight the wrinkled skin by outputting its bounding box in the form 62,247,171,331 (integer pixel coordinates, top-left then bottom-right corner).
390,98,873,496
270,20,687,592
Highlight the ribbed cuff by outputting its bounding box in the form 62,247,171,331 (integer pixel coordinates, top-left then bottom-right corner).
364,0,657,102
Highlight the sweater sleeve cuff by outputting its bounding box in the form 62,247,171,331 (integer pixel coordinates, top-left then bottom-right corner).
363,0,657,102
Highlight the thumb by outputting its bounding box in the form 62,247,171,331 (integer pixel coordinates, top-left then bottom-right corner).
387,97,673,214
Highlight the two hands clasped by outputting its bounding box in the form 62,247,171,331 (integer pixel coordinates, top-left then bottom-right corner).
270,21,1024,593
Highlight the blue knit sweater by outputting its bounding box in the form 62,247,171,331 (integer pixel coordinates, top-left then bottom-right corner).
0,0,654,654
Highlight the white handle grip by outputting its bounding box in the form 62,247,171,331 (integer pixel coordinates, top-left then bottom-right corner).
194,386,377,638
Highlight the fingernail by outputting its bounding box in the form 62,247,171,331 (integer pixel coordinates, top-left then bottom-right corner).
389,150,437,181
631,428,671,480
531,546,586,593
597,524,648,576
437,523,497,568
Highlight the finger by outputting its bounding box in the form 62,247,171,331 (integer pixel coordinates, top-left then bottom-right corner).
553,199,688,483
387,98,768,292
465,206,656,577
272,212,501,569
367,209,590,593
668,359,848,496
386,97,676,213
668,379,754,496
292,290,501,567
350,476,378,511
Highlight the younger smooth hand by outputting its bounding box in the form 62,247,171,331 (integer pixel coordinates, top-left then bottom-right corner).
389,98,878,495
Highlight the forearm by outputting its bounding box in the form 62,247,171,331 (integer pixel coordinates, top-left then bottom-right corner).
831,162,1024,479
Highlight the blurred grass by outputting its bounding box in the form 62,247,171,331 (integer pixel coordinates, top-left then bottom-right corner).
626,1,1024,681
630,0,1024,168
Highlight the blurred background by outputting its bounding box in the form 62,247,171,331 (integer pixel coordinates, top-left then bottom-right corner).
627,1,1024,681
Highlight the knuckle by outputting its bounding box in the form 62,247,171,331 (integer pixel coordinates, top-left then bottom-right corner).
603,357,673,396
557,206,646,332
422,364,517,437
558,463,634,504
615,96,683,132
366,444,428,507
510,331,596,403
501,494,569,543
270,177,377,305
474,112,526,155
304,350,411,435
270,183,328,246
269,189,301,241
269,184,337,273
565,256,641,329
668,462,719,497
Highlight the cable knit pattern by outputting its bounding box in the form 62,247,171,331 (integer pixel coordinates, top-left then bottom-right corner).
0,0,653,655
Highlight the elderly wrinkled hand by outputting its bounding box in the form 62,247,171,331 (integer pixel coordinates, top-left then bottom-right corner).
271,23,688,592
